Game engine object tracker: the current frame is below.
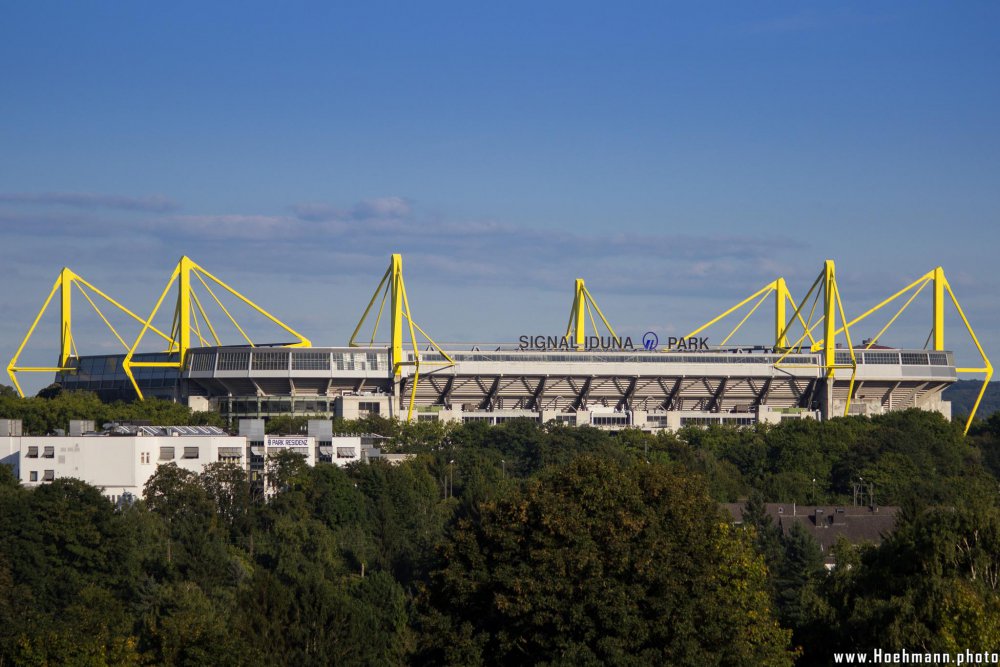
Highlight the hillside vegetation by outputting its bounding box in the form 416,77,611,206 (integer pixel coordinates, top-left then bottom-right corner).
4,388,1000,664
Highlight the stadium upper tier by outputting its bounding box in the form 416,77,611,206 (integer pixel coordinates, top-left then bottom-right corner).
56,344,957,431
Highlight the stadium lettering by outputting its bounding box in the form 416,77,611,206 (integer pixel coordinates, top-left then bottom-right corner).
518,335,635,351
666,336,709,350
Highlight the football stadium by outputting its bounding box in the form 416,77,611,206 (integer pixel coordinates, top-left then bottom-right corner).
6,255,992,433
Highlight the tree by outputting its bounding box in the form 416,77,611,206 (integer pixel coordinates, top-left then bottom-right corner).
418,455,794,666
143,464,232,591
817,504,1000,660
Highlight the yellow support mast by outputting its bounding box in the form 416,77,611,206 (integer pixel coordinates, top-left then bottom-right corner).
564,278,619,350
123,256,311,400
812,265,992,434
772,262,856,416
350,254,453,421
6,268,173,397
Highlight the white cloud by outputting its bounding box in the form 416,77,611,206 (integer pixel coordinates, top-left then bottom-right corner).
0,191,178,212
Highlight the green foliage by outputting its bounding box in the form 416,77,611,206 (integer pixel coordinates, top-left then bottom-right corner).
810,505,1000,662
4,408,1000,664
417,455,794,666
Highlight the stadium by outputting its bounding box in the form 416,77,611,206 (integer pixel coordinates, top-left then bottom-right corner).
6,255,992,433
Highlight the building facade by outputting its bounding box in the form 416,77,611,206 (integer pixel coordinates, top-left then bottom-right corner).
57,345,957,431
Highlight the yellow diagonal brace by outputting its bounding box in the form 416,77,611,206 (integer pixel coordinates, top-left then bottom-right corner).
863,280,929,350
721,289,772,346
72,275,173,345
815,271,934,348
189,287,222,347
683,281,777,342
7,277,62,396
350,265,392,347
834,280,858,416
780,272,823,353
194,271,253,347
195,262,310,347
943,279,994,433
124,265,181,399
74,282,130,350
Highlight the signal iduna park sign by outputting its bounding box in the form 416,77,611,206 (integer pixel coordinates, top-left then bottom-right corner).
517,334,709,351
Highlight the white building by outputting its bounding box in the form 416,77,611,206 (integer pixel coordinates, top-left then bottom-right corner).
18,424,244,504
2,419,387,503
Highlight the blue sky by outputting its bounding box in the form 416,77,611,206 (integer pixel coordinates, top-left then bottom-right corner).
2,2,998,395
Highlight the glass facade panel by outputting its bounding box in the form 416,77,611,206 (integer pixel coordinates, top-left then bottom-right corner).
251,351,288,371
218,352,250,371
864,352,900,365
189,352,216,372
292,351,331,371
901,352,930,366
929,352,950,365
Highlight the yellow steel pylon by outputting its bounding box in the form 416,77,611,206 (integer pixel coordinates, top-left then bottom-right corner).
123,256,311,399
814,266,992,434
350,254,453,421
772,261,858,416
565,279,619,350
6,268,173,397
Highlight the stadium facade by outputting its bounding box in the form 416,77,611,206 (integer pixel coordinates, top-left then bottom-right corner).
8,255,991,432
57,344,956,431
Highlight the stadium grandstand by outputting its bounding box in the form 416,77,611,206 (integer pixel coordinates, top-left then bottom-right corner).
6,255,992,433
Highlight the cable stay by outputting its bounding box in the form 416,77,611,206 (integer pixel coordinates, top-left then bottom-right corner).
123,256,311,399
680,277,816,350
6,268,173,397
349,254,453,421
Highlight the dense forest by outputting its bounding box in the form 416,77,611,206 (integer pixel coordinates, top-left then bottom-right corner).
4,386,1000,665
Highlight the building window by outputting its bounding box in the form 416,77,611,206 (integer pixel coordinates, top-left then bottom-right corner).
189,352,217,372
26,446,38,458
43,470,55,481
333,353,355,371
218,447,243,462
680,417,721,427
183,446,199,459
43,446,55,458
29,471,37,482
359,401,381,416
336,447,357,459
217,351,250,371
140,452,151,464
592,415,628,426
